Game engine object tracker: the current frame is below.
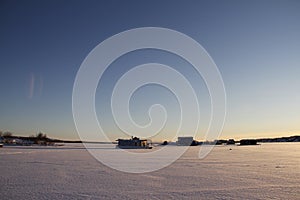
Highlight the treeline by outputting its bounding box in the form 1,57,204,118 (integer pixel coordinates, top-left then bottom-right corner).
0,130,82,145
257,135,300,143
0,131,53,145
0,130,48,139
0,131,14,137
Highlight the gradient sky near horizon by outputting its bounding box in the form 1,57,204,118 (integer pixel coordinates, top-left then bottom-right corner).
1,0,300,141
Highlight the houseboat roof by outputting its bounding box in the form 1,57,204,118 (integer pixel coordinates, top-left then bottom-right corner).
116,137,147,141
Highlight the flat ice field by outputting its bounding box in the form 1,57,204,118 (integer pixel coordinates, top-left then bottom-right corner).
1,143,299,200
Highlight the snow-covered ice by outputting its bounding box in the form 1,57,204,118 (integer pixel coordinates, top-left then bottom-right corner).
0,143,299,199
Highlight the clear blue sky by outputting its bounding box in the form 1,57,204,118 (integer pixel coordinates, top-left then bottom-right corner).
1,0,300,141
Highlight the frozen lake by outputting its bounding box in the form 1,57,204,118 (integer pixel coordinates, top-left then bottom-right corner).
1,143,299,199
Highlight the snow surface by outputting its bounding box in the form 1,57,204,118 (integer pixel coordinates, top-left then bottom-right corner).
0,143,299,199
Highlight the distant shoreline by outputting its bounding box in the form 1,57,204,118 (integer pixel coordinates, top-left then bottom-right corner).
1,135,299,144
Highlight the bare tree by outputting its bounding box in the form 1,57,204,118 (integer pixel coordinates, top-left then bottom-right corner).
36,132,47,139
3,132,12,137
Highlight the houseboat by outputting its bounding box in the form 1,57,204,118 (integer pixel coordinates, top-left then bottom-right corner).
116,137,152,149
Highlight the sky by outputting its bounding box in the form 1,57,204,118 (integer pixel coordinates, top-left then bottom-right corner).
0,0,300,141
